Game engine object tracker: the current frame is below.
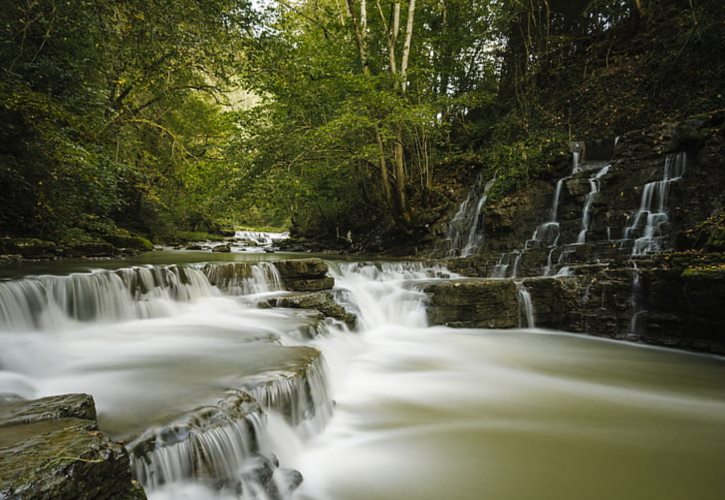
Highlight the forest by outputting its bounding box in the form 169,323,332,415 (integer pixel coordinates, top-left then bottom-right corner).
1,0,722,250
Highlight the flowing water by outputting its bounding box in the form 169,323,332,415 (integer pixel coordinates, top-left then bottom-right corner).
624,152,687,255
577,164,611,244
445,172,497,257
1,255,724,500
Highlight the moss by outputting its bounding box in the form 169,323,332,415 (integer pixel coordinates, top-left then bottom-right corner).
681,263,725,280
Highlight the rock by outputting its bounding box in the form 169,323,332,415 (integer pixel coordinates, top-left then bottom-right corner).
212,244,231,253
274,259,334,291
274,258,328,278
268,291,357,329
0,394,97,425
63,241,115,258
0,238,56,259
0,394,145,499
185,244,204,251
422,279,519,328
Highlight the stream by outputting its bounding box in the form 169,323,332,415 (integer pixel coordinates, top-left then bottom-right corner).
1,253,724,500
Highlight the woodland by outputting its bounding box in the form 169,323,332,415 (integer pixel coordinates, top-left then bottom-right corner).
1,0,722,250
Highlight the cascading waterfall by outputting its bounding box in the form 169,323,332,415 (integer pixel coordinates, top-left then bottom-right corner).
130,392,267,490
234,230,290,247
2,258,725,500
624,152,687,255
0,262,291,331
577,164,611,243
444,172,496,257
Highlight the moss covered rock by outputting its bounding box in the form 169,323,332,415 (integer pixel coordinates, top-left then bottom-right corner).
0,394,145,499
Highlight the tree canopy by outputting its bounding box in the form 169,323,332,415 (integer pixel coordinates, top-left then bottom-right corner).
1,0,722,247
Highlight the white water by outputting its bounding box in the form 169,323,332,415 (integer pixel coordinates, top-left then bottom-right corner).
2,258,725,500
577,164,611,244
234,231,290,247
624,152,687,255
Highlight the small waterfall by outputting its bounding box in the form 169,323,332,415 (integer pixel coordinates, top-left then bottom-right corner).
202,261,284,295
130,392,268,491
543,247,557,276
243,353,333,437
329,261,456,329
624,152,687,255
0,262,287,330
516,283,535,328
488,251,522,279
445,172,496,257
234,230,290,247
577,164,611,243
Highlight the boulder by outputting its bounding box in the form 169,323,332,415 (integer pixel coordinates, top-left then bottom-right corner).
0,394,145,499
212,244,231,253
422,279,519,328
274,259,334,292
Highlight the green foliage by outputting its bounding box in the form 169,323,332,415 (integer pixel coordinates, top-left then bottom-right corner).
0,0,256,245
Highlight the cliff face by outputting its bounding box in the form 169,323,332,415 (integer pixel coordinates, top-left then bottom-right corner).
433,111,725,353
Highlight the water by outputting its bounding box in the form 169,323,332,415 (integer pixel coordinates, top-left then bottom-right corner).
577,165,611,244
235,231,290,248
624,152,687,255
445,172,496,257
516,282,535,328
1,256,724,499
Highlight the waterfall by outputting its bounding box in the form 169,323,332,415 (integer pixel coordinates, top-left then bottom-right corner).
0,262,287,331
243,354,333,437
329,261,456,329
624,152,686,255
130,392,267,490
234,230,290,247
516,283,535,328
577,164,611,243
445,172,496,257
202,261,284,295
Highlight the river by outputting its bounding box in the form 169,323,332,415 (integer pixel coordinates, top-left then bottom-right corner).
1,252,724,500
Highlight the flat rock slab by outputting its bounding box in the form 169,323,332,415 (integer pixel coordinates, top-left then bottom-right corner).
422,279,519,328
0,394,145,499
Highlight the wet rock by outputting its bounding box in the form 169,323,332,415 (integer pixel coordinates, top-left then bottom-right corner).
268,291,357,329
0,394,145,499
0,394,97,425
422,279,518,328
212,244,231,253
274,258,334,291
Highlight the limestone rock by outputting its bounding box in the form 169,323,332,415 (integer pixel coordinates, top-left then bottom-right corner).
274,259,334,292
0,394,145,499
422,279,518,328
